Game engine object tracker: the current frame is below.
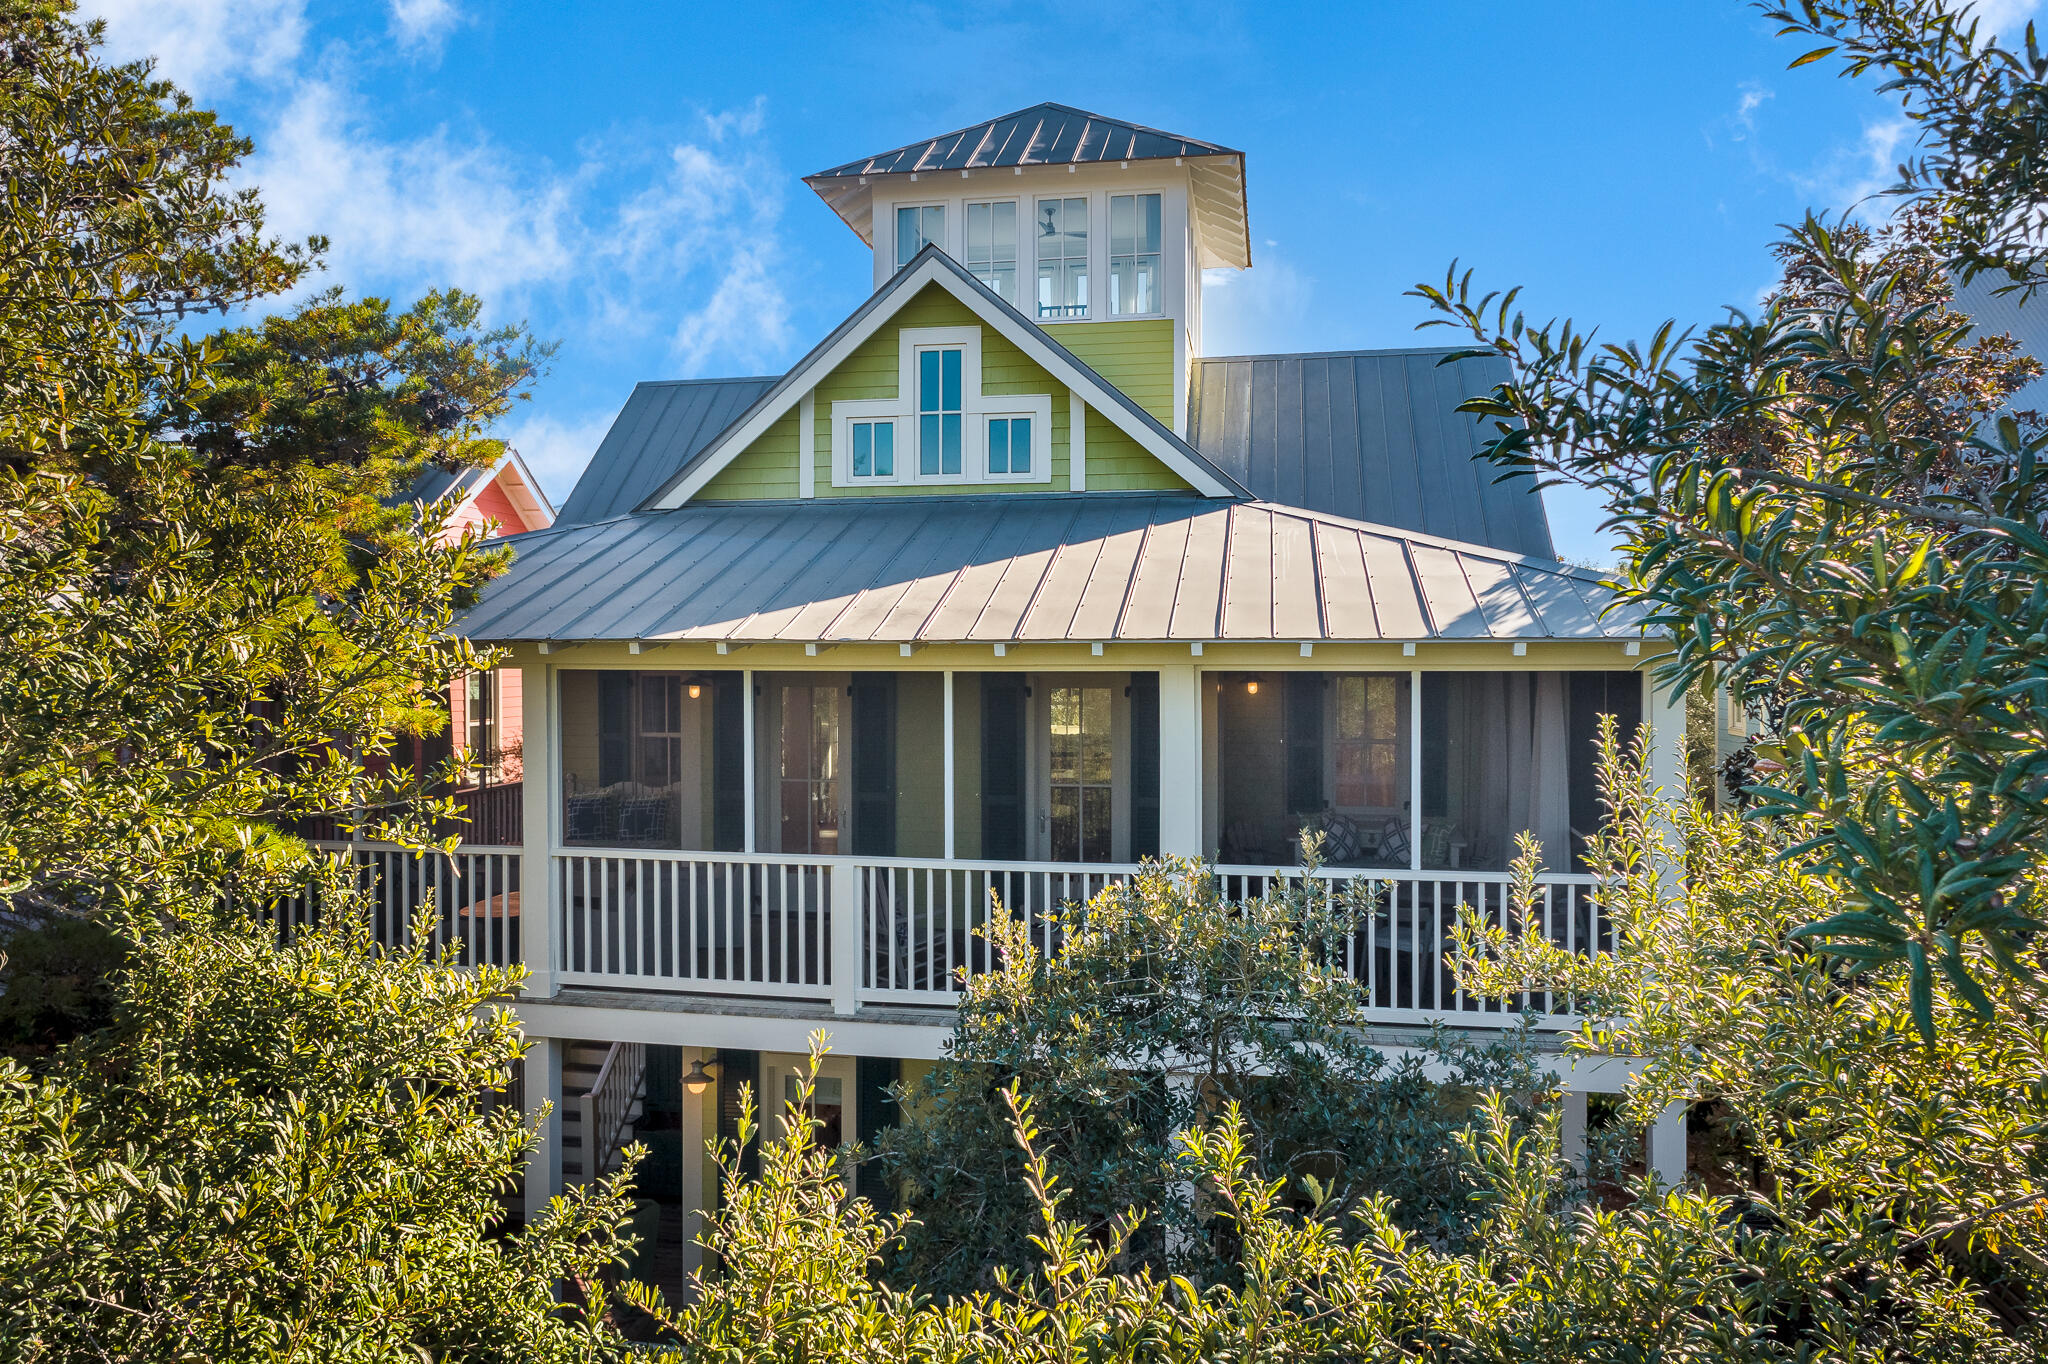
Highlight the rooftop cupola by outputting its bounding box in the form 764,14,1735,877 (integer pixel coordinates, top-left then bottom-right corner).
804,105,1248,431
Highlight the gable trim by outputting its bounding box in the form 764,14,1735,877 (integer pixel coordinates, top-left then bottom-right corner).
644,247,1245,508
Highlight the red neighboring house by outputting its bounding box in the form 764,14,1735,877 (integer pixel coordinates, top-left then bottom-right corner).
397,451,555,843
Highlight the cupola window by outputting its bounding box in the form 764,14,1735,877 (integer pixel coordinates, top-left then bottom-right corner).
1109,193,1162,316
896,204,943,268
964,200,1018,303
1035,196,1089,319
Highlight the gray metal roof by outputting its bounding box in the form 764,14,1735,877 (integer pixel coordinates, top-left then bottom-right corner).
637,246,1250,509
556,376,777,526
1188,349,1555,560
808,102,1239,178
804,104,1251,270
461,495,1639,646
399,463,486,507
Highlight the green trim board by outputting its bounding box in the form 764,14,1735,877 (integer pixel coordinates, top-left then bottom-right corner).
695,284,1192,501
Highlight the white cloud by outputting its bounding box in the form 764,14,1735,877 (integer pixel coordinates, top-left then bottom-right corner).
1201,254,1313,356
497,409,617,504
241,76,581,301
79,0,308,97
1965,0,2042,42
389,0,461,47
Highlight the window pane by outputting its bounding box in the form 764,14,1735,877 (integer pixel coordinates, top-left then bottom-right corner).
1138,193,1160,252
1081,787,1111,862
1050,787,1079,863
1050,688,1079,780
1080,687,1111,783
966,201,989,259
988,419,1009,474
919,350,939,412
1011,416,1030,473
941,413,961,474
896,206,919,267
1366,744,1398,808
1367,676,1398,739
922,204,942,248
920,414,940,475
1338,676,1365,739
852,422,871,477
992,200,1015,254
941,348,960,411
872,421,894,477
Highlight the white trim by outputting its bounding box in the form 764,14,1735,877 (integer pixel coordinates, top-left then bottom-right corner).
1070,390,1087,491
798,389,815,498
650,253,1236,506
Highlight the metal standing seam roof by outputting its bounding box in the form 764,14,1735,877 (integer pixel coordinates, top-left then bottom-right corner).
459,495,1643,646
633,245,1251,512
1188,349,1556,560
808,102,1240,178
803,103,1251,270
554,376,779,526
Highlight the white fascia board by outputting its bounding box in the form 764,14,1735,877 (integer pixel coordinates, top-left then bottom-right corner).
651,254,1234,508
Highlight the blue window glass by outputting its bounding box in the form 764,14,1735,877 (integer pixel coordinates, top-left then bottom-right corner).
872,421,894,477
918,347,965,477
851,421,895,478
1010,416,1031,473
988,418,1010,474
853,422,871,477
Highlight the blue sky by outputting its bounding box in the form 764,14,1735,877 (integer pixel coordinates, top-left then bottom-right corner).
83,0,2039,563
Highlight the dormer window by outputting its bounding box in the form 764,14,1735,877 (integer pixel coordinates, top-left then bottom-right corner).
916,345,964,477
964,200,1018,303
1035,196,1088,319
1109,193,1162,316
896,204,943,268
828,326,1051,488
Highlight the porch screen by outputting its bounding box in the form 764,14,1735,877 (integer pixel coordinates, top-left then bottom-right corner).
1215,672,1410,869
559,670,729,850
1420,673,1574,872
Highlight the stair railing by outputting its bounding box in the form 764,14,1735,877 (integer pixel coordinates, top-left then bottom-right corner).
577,1040,647,1183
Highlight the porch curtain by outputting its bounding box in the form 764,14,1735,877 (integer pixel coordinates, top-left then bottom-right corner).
1439,673,1570,871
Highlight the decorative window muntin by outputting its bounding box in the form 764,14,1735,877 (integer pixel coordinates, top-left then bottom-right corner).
1034,196,1089,319
1108,193,1162,317
964,200,1018,303
895,204,944,268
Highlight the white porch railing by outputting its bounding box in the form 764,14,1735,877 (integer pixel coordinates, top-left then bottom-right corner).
552,850,836,999
279,841,525,973
542,848,1604,1026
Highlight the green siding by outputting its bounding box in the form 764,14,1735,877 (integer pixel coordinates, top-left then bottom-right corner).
1087,407,1193,492
1047,318,1176,426
694,284,1192,503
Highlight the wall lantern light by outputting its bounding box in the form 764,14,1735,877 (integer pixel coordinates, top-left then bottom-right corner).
682,1057,718,1095
1245,679,1261,696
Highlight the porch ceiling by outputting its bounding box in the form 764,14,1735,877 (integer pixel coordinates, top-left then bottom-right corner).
458,496,1648,646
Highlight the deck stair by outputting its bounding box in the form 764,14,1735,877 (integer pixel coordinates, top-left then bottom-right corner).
561,1039,648,1186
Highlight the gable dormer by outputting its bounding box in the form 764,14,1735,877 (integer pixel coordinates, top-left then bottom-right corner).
803,104,1249,436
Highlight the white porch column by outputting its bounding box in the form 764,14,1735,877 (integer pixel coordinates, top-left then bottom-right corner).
679,1046,708,1284
523,1035,565,1225
1645,668,1686,803
519,654,556,997
830,861,860,1015
1646,1101,1687,1188
1560,1089,1589,1174
1157,662,1203,857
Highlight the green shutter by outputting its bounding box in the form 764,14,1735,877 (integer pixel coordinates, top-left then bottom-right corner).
980,674,1027,859
598,673,634,787
716,1048,760,1186
851,674,898,855
1129,673,1160,859
1284,673,1324,816
711,673,745,851
855,1055,902,1209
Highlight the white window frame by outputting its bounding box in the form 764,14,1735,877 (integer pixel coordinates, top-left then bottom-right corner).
963,198,1021,305
894,202,946,269
1032,195,1091,321
1108,191,1165,319
827,325,1053,488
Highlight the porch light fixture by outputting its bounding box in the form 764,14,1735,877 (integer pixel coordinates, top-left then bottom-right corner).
687,682,703,701
1245,679,1260,696
681,1058,717,1095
